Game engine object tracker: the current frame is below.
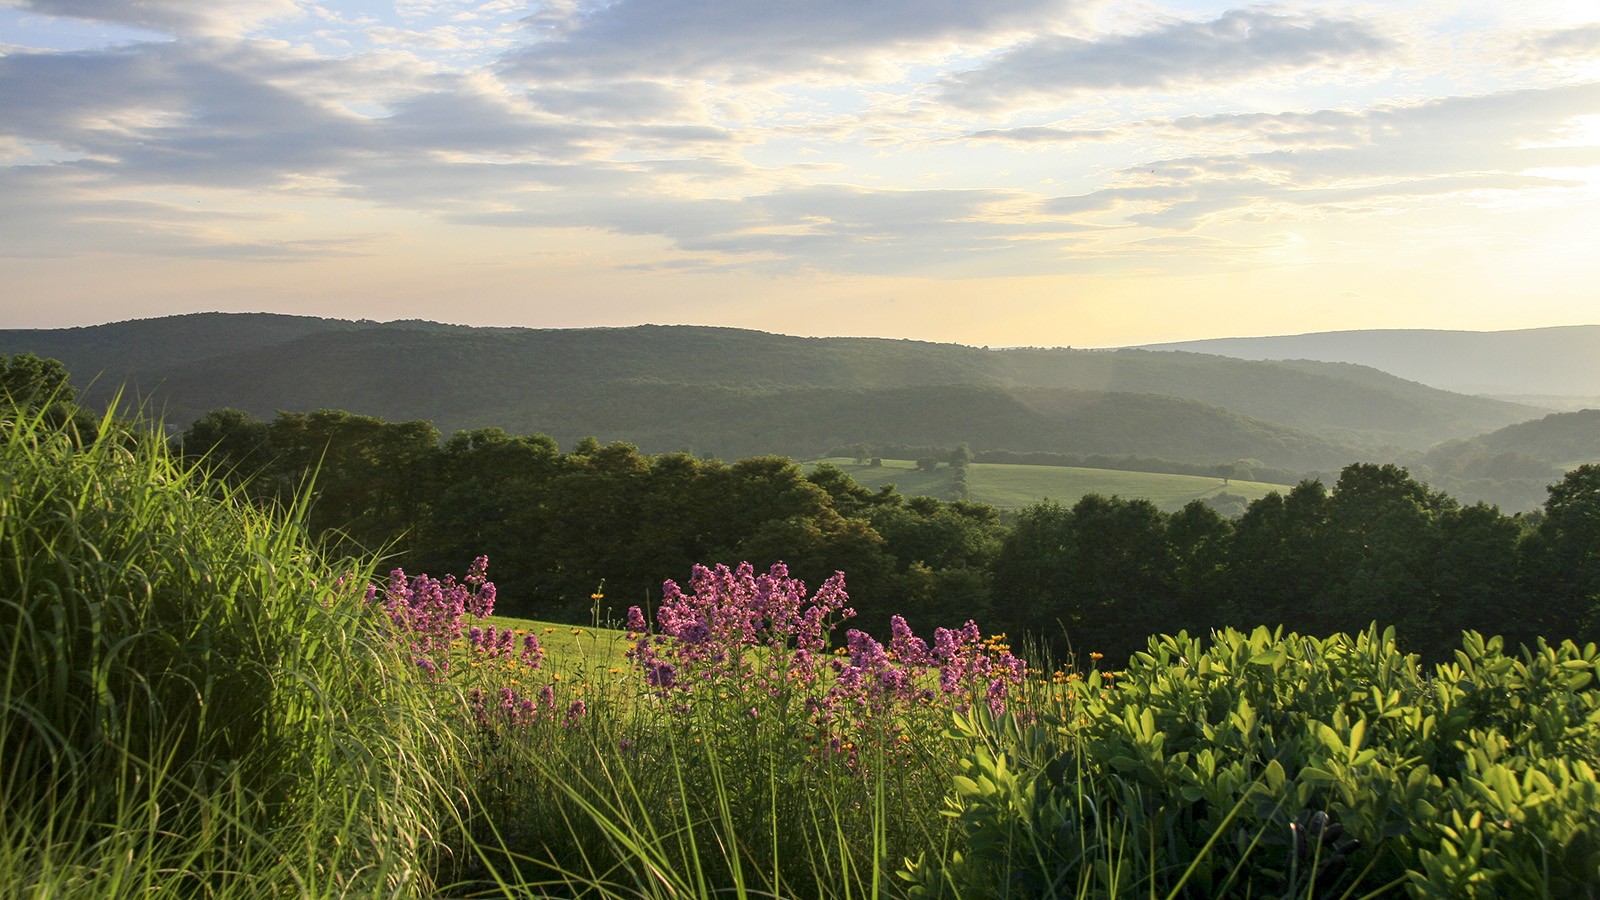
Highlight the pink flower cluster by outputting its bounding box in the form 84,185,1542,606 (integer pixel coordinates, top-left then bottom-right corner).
626,562,1027,767
365,555,541,690
366,557,579,730
366,555,497,674
467,624,544,669
626,561,849,692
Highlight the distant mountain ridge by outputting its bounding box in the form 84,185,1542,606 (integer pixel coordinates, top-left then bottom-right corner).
1460,409,1600,468
1135,325,1600,401
0,313,1553,471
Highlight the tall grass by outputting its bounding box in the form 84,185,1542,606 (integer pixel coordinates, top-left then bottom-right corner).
0,402,463,897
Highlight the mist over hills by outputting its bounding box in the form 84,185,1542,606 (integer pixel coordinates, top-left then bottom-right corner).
1136,325,1600,404
0,313,1554,472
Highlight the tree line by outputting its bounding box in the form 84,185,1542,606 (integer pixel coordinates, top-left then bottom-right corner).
178,404,1600,664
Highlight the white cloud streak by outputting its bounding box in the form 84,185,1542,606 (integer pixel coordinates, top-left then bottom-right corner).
4,0,301,37
942,9,1396,111
501,0,1076,81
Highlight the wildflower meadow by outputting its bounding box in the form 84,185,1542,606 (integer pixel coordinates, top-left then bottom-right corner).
4,406,1599,898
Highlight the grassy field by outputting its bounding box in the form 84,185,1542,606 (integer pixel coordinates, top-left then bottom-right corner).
482,615,631,673
809,457,1284,510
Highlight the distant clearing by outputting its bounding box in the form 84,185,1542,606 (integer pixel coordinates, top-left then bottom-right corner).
810,458,1284,510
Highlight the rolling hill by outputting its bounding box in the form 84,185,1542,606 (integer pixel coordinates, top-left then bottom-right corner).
0,313,1553,470
1137,324,1600,404
1445,409,1600,469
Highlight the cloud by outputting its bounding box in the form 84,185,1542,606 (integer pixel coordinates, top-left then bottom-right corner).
500,0,1072,82
0,40,630,190
2,3,1594,282
0,164,380,260
942,9,1395,112
1043,83,1600,230
5,0,301,37
956,125,1120,145
1522,22,1600,60
525,82,702,123
454,182,1089,276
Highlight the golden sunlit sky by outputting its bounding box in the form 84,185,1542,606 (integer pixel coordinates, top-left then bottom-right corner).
2,0,1598,347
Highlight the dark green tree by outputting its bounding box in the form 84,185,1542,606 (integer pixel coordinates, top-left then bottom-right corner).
264,410,441,558
994,495,1174,664
1520,464,1600,643
415,427,560,612
1166,500,1234,634
1430,501,1524,656
0,353,94,436
178,408,273,486
1224,480,1331,633
0,353,74,407
1321,463,1449,640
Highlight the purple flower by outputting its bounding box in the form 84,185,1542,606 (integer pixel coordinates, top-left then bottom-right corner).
521,633,543,669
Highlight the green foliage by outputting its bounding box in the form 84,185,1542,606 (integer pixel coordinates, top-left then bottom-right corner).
994,495,1178,664
1,404,461,896
1519,464,1600,643
908,626,1600,898
0,352,96,436
0,351,75,407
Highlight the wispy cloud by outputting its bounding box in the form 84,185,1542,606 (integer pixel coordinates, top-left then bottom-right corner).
1044,83,1600,230
942,10,1396,112
501,0,1074,81
6,0,301,37
1522,22,1600,60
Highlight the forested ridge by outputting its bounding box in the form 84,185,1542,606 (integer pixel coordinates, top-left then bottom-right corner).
0,313,1545,467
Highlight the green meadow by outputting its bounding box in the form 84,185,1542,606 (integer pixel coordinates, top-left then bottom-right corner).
810,457,1284,510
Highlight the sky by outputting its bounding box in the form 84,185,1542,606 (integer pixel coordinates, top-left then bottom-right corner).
2,0,1598,347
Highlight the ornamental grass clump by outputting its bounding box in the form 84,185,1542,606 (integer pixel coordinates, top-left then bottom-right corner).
0,400,462,898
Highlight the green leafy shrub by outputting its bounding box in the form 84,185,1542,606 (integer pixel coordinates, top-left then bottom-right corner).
907,625,1600,898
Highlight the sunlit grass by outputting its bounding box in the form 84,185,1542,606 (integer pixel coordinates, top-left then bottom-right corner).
0,401,465,898
811,457,1281,509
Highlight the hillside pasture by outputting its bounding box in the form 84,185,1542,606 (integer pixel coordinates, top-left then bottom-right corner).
811,457,1283,510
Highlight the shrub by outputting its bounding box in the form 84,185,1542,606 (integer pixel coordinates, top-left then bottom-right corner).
908,625,1600,898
